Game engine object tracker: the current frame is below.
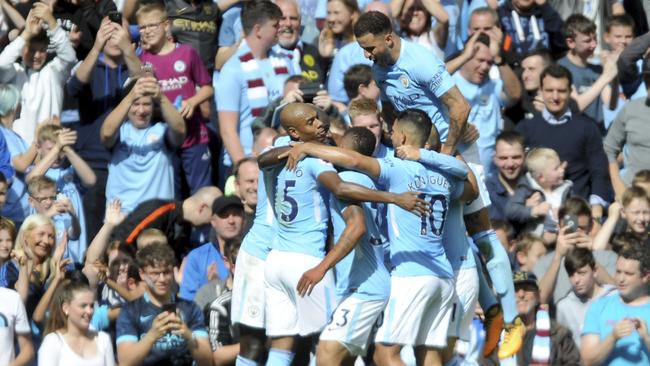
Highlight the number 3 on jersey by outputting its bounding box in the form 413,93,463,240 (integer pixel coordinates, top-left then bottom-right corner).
418,194,447,236
277,180,298,222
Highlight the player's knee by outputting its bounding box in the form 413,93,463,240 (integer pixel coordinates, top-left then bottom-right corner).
316,341,348,366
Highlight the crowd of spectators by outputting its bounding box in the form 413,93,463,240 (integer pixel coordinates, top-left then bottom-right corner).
0,0,649,364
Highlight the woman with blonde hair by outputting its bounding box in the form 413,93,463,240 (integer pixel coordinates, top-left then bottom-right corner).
13,214,60,311
38,279,115,365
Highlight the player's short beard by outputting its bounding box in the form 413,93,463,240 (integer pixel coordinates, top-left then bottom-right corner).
375,49,393,66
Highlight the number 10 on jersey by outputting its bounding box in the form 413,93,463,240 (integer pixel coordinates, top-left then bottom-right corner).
418,193,447,236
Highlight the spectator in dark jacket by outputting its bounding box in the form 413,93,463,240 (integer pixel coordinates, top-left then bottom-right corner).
516,64,613,221
486,131,526,221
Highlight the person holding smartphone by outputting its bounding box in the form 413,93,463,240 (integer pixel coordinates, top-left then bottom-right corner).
115,242,212,366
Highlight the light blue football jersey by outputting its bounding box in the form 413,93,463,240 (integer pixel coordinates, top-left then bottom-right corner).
373,39,456,142
330,170,390,301
417,149,476,272
239,136,291,259
377,155,465,278
268,156,336,257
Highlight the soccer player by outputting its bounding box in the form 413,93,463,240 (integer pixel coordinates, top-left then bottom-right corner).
354,11,524,357
281,108,476,366
395,129,482,364
257,103,428,366
353,11,469,155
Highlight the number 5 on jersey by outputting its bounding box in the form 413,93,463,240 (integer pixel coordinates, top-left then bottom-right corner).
277,180,298,223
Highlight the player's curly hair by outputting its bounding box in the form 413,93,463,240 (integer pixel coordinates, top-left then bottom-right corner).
354,11,392,38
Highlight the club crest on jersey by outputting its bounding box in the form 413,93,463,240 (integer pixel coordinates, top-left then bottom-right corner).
479,93,489,105
399,75,409,88
248,305,260,318
148,133,160,144
174,60,186,73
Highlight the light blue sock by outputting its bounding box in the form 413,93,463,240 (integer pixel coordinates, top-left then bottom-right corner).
472,230,517,324
236,355,259,366
474,250,498,312
266,348,295,366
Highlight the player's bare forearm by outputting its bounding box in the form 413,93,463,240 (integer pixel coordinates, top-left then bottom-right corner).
302,143,381,178
101,94,133,148
319,205,366,270
461,160,479,202
257,146,291,169
440,86,470,155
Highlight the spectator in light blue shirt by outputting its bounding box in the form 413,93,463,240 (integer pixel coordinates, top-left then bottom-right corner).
451,33,521,171
179,196,245,301
581,244,650,366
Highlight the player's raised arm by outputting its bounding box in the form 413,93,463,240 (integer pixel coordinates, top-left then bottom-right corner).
439,86,470,155
280,142,382,178
395,145,468,179
297,204,366,296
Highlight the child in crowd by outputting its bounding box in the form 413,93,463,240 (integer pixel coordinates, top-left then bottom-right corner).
0,216,18,288
506,147,573,236
514,233,547,272
27,124,95,265
593,186,650,250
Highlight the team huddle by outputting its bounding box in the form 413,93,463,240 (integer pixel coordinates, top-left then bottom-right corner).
231,11,520,366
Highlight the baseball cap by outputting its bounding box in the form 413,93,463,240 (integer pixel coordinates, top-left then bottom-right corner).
512,271,538,289
212,196,244,216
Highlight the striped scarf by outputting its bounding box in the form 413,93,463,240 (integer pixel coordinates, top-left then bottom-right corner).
239,43,290,117
531,308,551,365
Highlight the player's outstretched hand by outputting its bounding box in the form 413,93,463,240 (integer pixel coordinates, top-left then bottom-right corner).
395,145,420,161
296,265,327,297
278,143,307,171
395,191,430,216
